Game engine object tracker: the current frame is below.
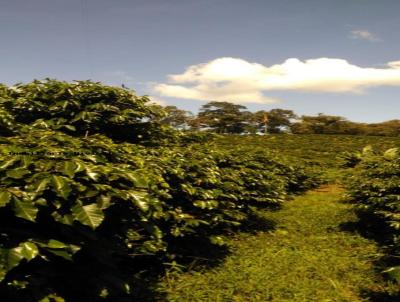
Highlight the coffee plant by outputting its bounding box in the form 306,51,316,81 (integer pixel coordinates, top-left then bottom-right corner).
0,80,323,301
346,147,400,283
0,79,177,145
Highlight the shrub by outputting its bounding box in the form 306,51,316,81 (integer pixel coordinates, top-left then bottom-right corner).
0,79,175,144
346,147,400,283
0,80,322,301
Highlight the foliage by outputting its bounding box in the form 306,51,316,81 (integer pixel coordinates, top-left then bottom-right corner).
0,130,170,301
346,147,400,283
156,100,400,137
0,80,323,301
291,114,352,134
214,134,400,169
0,79,175,144
160,186,399,301
195,101,251,133
2,79,398,300
188,103,299,134
262,109,297,133
0,130,320,300
158,105,193,129
290,114,400,136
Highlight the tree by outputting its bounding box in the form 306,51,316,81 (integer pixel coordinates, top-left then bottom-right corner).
251,109,297,134
364,120,400,136
291,114,351,134
251,111,269,134
267,109,297,133
159,105,193,129
196,101,250,133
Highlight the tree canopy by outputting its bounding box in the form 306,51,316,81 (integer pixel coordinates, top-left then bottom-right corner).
196,101,250,134
157,100,399,137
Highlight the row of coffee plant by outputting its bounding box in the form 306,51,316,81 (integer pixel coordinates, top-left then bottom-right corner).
0,80,321,301
346,147,400,283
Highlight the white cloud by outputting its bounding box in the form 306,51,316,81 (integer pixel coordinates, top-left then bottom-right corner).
350,30,380,42
153,57,400,104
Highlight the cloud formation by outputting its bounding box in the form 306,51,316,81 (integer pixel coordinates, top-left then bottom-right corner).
153,57,400,104
350,30,380,42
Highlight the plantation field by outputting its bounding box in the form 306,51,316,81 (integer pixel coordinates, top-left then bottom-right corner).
214,134,400,183
156,135,400,302
214,134,400,168
0,81,399,301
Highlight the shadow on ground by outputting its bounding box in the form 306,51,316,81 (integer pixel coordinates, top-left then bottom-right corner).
166,214,277,270
144,213,278,301
339,208,400,301
360,290,400,302
237,214,277,234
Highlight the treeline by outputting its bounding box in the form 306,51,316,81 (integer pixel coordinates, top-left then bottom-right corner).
156,101,400,136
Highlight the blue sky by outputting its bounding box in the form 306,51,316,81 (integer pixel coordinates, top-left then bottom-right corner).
1,0,399,122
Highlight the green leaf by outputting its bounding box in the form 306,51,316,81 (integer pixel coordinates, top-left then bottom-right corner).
38,239,80,255
70,111,86,123
34,178,50,193
127,191,149,211
362,145,374,155
0,242,39,281
47,239,68,249
85,167,99,181
193,200,207,209
124,171,148,188
181,184,196,196
73,160,86,172
147,225,163,239
0,157,19,170
52,212,74,225
35,239,81,261
71,203,104,229
0,248,23,272
0,190,11,208
62,161,77,178
13,199,38,222
51,175,71,199
97,194,112,209
33,197,46,207
45,249,74,261
6,168,30,179
383,266,400,283
63,125,76,131
209,236,226,246
21,155,32,167
18,242,39,261
383,148,398,160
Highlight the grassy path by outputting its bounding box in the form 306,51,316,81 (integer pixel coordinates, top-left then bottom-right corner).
158,185,396,302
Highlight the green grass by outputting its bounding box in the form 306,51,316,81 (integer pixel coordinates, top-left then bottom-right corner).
157,185,398,301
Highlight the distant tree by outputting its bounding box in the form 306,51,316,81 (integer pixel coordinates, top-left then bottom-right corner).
267,109,297,133
290,120,313,134
159,105,193,129
251,110,269,134
196,101,250,133
364,120,400,136
251,109,296,134
291,114,358,135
